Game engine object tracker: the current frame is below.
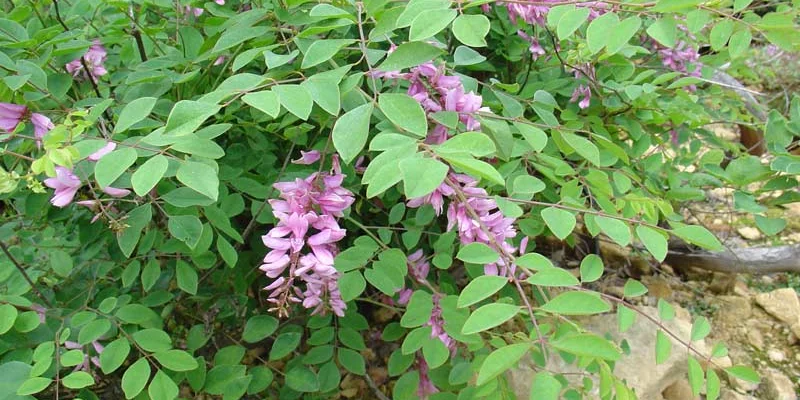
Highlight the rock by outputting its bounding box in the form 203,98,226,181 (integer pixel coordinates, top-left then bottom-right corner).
721,389,757,400
747,328,765,350
791,321,800,339
767,349,786,363
662,379,698,400
762,369,797,400
714,296,753,326
738,227,762,240
730,375,760,393
507,306,721,400
755,288,800,326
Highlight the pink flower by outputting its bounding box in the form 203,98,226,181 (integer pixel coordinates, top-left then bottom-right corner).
0,103,25,133
517,30,546,60
66,40,107,82
87,142,116,161
185,6,204,16
407,250,430,283
31,113,54,147
215,0,225,4
102,186,131,198
43,167,81,207
213,56,226,66
291,150,321,165
416,356,439,398
570,84,591,109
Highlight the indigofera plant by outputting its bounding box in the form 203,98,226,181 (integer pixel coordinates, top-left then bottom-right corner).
0,0,798,399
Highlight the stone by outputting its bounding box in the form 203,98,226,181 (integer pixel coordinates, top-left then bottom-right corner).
747,328,765,351
767,349,786,363
791,321,800,339
714,296,753,326
721,389,757,400
762,369,797,400
507,306,721,400
662,379,698,400
729,375,760,393
737,227,762,240
755,288,800,326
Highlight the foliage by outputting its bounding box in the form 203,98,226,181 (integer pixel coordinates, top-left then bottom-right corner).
0,0,798,399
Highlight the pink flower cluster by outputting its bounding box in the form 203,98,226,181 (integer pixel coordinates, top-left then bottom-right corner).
260,156,354,318
408,173,524,277
65,40,107,82
658,41,702,90
185,0,225,17
416,356,439,398
43,143,130,208
497,1,608,27
569,63,595,109
0,102,54,147
64,340,104,372
371,60,484,144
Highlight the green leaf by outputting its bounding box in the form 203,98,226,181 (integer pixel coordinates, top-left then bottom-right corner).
556,7,590,39
607,16,641,54
270,332,302,360
17,377,51,395
154,350,198,372
409,9,457,41
338,348,366,375
273,84,313,120
617,305,636,332
379,93,428,137
0,304,18,334
595,216,631,247
286,366,319,392
530,372,561,400
527,268,579,287
243,315,279,343
451,14,490,47
623,279,648,297
123,357,151,399
339,271,367,302
301,39,355,69
587,12,619,54
133,329,173,352
242,90,280,118
400,291,433,328
435,132,496,158
163,100,221,138
95,147,137,188
561,132,600,166
213,26,268,52
646,18,677,48
49,248,73,277
148,369,179,400
690,316,711,341
378,41,441,71
734,0,754,11
61,371,94,389
707,369,721,400
755,215,786,236
131,155,168,196
217,237,238,268
168,215,203,249
687,357,704,396
658,298,675,321
100,338,131,374
514,122,548,152
461,303,520,335
439,154,504,185
453,46,486,66
540,291,611,315
115,97,157,133
264,49,299,69
655,330,671,364
176,161,219,201
541,207,576,240
728,29,752,58
710,19,734,51
457,275,509,308
476,343,529,385
302,78,341,116
332,103,373,164
176,261,198,295
78,319,111,345
399,157,448,198
456,242,499,264
551,333,621,360
724,365,759,383
672,225,723,251
636,225,668,262
579,254,604,283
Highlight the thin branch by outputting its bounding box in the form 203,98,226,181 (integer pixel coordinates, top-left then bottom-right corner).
0,241,53,308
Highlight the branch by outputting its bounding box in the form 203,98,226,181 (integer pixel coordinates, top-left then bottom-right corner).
0,241,53,308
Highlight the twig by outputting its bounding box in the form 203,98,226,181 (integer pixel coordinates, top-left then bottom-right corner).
364,372,391,400
0,241,53,308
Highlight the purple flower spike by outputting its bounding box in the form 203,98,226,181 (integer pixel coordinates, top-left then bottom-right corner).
0,103,26,133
